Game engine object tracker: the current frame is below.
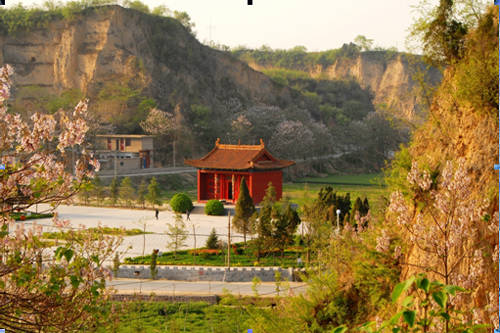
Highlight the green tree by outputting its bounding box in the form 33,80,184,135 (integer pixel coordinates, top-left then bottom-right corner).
232,178,256,244
173,10,195,34
151,4,169,16
205,199,225,215
119,177,135,207
166,213,188,259
206,228,219,249
109,177,119,206
123,0,150,13
271,203,300,262
78,180,93,205
409,0,487,66
316,186,351,225
253,183,276,262
362,197,369,215
146,176,162,208
92,175,104,206
137,179,147,208
150,249,159,280
350,196,363,225
170,193,193,213
354,35,374,51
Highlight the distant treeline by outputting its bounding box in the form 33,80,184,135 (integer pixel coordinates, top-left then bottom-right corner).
0,0,194,35
231,43,400,71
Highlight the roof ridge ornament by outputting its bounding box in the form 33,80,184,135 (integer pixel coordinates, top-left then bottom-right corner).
215,138,221,147
260,138,264,147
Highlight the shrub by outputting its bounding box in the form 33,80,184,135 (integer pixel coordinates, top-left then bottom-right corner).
169,193,193,213
204,199,225,215
150,249,159,280
206,228,219,249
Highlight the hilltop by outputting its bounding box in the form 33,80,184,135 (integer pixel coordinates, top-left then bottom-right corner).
0,4,439,172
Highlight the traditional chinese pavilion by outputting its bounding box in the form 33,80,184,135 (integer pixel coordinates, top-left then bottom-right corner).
184,139,295,204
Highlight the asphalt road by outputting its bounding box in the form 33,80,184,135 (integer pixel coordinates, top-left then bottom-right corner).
108,279,307,297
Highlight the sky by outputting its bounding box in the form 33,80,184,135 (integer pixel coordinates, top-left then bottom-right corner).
8,0,426,52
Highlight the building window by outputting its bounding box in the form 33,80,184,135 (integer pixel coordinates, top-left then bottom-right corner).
125,138,131,146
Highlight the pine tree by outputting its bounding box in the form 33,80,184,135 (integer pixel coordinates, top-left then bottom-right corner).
147,176,162,208
262,182,277,204
362,197,370,215
253,182,276,262
119,177,135,207
271,203,300,263
137,179,147,208
232,178,255,244
109,177,119,206
351,196,363,225
206,228,219,249
166,213,188,259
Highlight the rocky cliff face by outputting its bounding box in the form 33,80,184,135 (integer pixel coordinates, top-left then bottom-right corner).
0,6,293,115
249,52,442,120
322,53,441,119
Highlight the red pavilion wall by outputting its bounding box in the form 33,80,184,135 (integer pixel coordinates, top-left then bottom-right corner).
250,170,283,203
197,170,283,204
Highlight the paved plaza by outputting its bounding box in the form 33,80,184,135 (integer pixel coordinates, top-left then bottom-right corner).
22,204,251,260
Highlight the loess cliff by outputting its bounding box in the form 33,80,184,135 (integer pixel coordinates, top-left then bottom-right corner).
0,5,294,117
248,52,442,120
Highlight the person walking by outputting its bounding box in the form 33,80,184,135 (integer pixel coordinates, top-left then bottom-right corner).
155,209,159,220
186,209,190,221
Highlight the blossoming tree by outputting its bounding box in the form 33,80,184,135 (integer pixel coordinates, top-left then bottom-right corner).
0,65,122,331
385,159,498,326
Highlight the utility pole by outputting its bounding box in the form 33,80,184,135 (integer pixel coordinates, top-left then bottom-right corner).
336,209,341,234
192,222,197,265
114,149,117,178
227,210,231,271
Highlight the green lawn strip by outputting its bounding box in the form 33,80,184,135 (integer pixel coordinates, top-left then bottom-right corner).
42,227,149,240
92,301,264,333
11,212,54,221
124,246,303,268
295,173,384,186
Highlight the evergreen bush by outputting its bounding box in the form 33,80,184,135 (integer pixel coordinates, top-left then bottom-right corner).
169,193,193,213
204,199,225,215
206,228,219,249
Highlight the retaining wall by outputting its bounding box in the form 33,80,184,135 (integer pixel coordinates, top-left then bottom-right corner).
114,265,295,282
110,294,219,304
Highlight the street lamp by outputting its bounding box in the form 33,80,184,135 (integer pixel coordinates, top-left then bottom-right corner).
336,209,341,234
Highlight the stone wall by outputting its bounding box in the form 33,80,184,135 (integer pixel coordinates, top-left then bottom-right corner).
110,294,219,304
114,265,296,282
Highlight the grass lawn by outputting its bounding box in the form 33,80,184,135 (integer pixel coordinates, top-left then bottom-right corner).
283,173,389,216
124,245,303,268
11,211,54,221
296,173,384,186
42,227,150,240
92,301,263,333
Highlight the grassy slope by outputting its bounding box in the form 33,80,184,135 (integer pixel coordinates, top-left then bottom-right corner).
93,301,260,333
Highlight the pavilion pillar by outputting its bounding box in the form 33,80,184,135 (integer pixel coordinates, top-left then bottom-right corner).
197,170,201,202
231,174,235,202
214,173,218,199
